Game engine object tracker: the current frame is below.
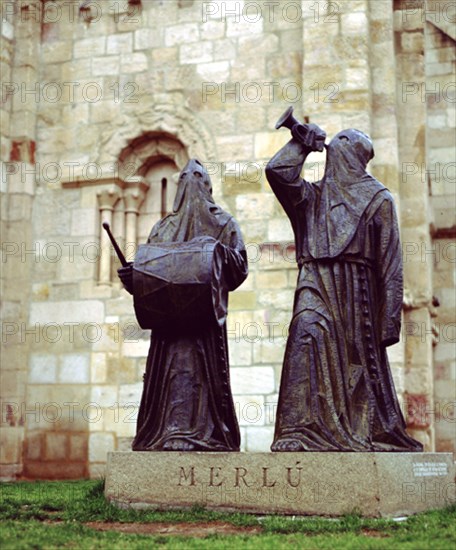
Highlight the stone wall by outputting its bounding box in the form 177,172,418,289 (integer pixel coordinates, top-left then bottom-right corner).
0,0,454,479
425,10,456,453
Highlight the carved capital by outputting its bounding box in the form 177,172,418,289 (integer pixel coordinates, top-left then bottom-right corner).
97,185,122,211
123,178,149,214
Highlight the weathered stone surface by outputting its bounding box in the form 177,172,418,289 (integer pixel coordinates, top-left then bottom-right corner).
105,452,455,517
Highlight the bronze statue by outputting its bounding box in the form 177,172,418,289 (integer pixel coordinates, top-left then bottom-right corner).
266,108,423,452
116,159,248,451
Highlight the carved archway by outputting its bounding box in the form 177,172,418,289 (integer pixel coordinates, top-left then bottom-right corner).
100,104,217,167
118,133,188,179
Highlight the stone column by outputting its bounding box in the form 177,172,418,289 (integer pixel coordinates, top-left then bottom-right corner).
0,0,42,481
123,179,149,262
367,1,407,413
393,2,435,450
97,186,122,284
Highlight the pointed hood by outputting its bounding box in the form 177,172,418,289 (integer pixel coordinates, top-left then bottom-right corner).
148,159,232,243
308,129,387,258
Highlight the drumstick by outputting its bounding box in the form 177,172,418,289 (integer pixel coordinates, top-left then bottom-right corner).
102,222,128,267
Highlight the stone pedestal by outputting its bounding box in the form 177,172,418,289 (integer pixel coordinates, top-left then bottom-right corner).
105,452,455,517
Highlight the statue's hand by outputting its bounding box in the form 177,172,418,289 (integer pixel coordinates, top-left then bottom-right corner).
292,123,327,152
117,262,134,294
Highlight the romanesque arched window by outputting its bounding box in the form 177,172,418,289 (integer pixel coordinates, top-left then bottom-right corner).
97,134,188,280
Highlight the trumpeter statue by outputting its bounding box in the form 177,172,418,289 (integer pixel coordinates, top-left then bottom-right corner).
266,108,423,452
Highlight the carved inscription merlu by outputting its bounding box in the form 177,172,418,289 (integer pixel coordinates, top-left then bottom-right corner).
177,463,303,488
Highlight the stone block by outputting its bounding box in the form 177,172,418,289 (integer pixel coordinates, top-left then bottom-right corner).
304,43,335,66
234,395,265,427
245,426,274,452
196,61,230,82
44,432,67,461
120,53,148,73
402,31,425,54
152,47,178,64
217,135,253,163
69,433,88,462
74,37,105,59
256,289,295,310
29,354,57,384
119,383,142,406
91,353,107,383
92,56,120,77
394,8,423,32
165,23,199,46
199,20,225,40
24,431,42,461
107,33,133,54
91,385,118,409
345,66,370,90
24,461,86,479
41,41,72,63
60,254,95,282
229,291,256,310
267,218,294,243
238,34,279,55
254,339,287,365
228,338,253,365
134,28,163,50
341,12,368,35
257,270,288,289
226,17,263,37
388,341,405,365
0,427,23,464
254,131,290,160
213,38,236,61
59,353,90,384
227,310,254,336
89,432,115,462
266,51,302,79
231,366,275,394
104,407,137,437
180,41,213,64
122,339,150,358
1,20,13,40
29,301,104,325
105,452,456,517
235,194,275,221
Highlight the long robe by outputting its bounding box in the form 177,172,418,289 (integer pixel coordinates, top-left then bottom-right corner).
132,160,247,451
266,133,422,452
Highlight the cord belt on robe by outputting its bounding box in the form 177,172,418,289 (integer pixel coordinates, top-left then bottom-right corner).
297,255,374,270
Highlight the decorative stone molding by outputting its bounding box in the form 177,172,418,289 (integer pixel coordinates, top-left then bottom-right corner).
101,104,216,166
119,135,188,177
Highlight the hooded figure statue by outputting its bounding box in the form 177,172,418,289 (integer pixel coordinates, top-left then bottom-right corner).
118,159,248,451
266,124,423,452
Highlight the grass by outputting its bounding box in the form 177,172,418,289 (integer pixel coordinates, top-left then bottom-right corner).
0,479,455,549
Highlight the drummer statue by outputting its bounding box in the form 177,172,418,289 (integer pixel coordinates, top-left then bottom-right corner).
116,159,248,451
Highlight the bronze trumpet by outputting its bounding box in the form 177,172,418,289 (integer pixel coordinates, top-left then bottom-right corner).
275,107,327,150
275,106,309,142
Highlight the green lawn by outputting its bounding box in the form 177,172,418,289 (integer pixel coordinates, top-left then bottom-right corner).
1,480,455,549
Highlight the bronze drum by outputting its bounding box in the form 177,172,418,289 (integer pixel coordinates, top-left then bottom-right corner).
132,239,226,330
